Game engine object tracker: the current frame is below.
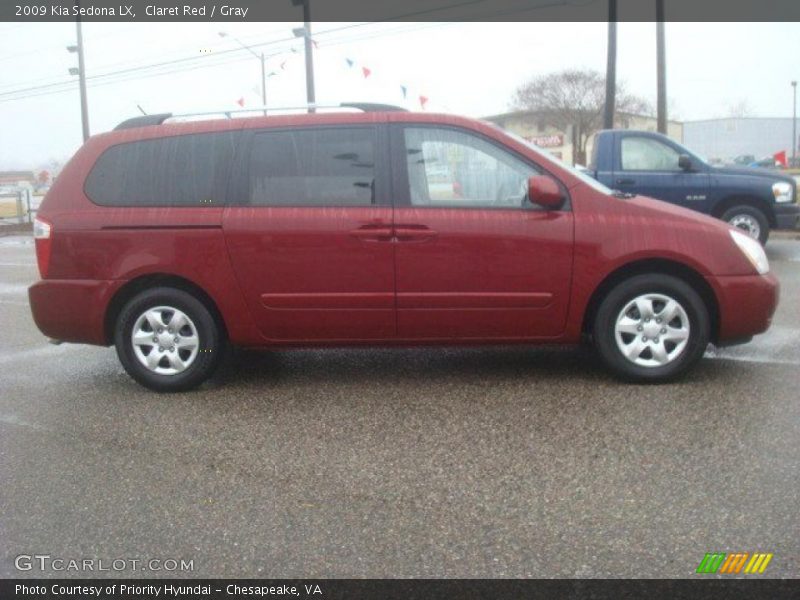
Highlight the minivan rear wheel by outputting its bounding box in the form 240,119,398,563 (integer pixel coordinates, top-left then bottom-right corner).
114,287,222,392
593,274,709,382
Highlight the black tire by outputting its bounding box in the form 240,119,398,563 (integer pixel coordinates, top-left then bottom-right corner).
114,287,223,392
720,205,769,245
593,274,710,382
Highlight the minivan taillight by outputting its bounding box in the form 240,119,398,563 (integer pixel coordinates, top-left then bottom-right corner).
33,217,52,278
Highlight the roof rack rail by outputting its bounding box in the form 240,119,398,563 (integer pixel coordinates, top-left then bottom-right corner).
113,102,408,131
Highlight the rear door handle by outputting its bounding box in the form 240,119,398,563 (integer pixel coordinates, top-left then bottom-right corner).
349,224,393,242
394,224,437,242
616,178,636,186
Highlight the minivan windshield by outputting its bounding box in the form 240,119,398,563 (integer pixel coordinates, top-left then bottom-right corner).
498,128,615,196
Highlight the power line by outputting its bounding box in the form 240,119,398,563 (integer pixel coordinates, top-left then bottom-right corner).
0,23,442,103
0,0,570,105
0,22,375,94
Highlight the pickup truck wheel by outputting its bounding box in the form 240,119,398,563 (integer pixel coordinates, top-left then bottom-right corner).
721,205,769,245
593,274,709,382
114,287,223,392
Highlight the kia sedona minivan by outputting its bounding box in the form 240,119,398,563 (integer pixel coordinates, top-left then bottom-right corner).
29,104,779,391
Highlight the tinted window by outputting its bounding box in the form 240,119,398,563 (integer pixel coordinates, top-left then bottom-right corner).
247,127,376,206
404,127,539,208
621,136,681,171
85,131,240,207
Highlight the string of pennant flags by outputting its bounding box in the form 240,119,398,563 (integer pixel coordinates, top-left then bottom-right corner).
343,56,429,109
233,37,431,110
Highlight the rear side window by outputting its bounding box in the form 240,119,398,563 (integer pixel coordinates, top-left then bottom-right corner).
246,127,377,206
85,131,240,207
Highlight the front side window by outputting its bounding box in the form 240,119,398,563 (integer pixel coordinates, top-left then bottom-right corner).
248,127,376,206
85,131,239,207
403,127,540,208
621,136,681,171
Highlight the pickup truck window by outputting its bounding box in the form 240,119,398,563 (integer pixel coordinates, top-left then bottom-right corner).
499,128,614,196
621,137,682,171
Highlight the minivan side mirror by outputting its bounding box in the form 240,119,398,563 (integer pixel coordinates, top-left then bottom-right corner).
678,154,694,171
527,176,564,209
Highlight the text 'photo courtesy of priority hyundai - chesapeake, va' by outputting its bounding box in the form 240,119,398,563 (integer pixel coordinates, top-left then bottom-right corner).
1,2,800,599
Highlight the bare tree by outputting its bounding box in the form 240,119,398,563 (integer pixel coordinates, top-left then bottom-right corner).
512,69,651,165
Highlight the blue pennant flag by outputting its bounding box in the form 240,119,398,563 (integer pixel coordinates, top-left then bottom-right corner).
345,58,354,68
400,85,408,99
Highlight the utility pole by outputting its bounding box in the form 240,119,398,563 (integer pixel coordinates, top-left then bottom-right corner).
67,2,90,142
603,0,617,130
292,0,315,111
260,52,267,113
656,0,667,134
219,31,267,115
792,80,797,165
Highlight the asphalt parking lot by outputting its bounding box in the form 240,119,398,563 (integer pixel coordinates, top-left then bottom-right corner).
1,233,799,579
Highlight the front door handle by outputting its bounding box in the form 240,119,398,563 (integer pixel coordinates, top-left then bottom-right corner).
394,224,437,243
349,224,393,242
616,178,636,186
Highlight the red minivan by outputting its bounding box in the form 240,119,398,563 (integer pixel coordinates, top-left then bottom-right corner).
29,104,779,391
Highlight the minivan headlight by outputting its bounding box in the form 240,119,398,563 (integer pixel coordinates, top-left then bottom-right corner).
772,181,793,203
729,229,769,274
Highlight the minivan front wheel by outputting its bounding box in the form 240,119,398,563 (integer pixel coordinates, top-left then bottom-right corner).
115,287,222,392
593,274,709,381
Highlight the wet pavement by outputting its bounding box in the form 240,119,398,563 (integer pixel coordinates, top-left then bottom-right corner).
1,234,798,578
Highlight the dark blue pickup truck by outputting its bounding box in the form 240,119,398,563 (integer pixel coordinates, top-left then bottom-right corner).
588,129,799,243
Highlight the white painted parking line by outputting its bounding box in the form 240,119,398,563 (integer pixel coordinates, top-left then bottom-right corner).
0,413,47,431
0,344,72,365
706,354,800,366
0,300,29,306
0,237,33,247
0,262,35,267
705,326,800,367
0,283,29,296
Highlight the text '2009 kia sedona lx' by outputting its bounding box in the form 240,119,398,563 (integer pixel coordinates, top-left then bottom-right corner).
28,103,779,392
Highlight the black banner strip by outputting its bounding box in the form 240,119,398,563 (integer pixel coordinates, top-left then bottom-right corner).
3,579,800,600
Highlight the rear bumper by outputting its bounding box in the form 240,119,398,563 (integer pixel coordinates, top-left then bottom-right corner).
28,279,122,346
709,272,779,344
774,203,799,230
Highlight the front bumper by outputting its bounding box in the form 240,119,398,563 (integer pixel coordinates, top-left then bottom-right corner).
774,203,799,230
709,272,779,344
28,279,123,346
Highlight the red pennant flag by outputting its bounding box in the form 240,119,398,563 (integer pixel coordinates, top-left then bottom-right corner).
362,66,371,79
773,150,787,167
419,95,429,109
236,97,245,107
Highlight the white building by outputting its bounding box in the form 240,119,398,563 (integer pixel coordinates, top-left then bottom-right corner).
682,118,798,164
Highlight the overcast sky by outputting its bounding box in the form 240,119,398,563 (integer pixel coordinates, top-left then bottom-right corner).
0,21,798,169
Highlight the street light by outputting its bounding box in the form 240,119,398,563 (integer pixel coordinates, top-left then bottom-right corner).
218,31,267,115
291,0,315,111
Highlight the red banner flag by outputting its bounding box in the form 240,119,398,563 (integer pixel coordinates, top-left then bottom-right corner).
419,95,429,109
773,150,787,167
362,66,371,78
